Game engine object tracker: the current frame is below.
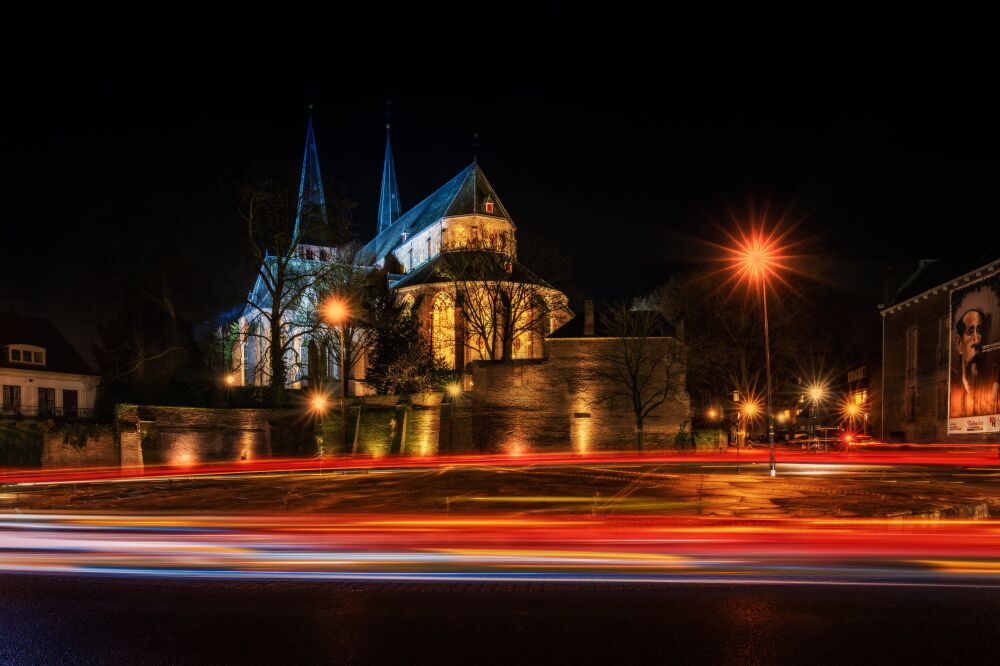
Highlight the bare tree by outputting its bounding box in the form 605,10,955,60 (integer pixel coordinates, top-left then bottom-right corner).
591,302,687,450
654,269,866,414
436,249,568,361
306,248,385,399
234,174,354,397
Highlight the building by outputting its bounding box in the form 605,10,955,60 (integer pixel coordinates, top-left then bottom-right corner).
234,112,571,394
0,313,100,419
880,257,1000,443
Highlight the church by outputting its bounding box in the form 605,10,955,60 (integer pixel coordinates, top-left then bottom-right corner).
231,112,572,394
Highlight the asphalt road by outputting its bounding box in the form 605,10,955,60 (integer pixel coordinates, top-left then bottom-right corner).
2,575,999,665
7,456,1000,518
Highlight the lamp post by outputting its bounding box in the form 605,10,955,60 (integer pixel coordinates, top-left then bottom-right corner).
323,297,350,403
808,383,826,437
728,230,785,477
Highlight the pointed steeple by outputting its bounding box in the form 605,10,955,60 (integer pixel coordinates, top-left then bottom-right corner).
377,104,402,235
293,107,329,246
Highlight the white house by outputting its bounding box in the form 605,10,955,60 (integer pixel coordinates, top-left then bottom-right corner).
0,313,100,419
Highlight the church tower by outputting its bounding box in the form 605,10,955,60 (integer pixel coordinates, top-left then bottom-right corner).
377,118,402,235
292,107,330,248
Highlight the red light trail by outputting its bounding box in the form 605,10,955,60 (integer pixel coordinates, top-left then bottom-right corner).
4,448,1000,486
2,512,1000,586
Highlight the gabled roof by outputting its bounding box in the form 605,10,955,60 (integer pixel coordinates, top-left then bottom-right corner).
886,245,1000,308
0,313,97,375
360,162,512,264
391,250,554,291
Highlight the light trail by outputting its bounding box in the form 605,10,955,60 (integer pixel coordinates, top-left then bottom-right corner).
4,513,1000,586
4,447,1000,487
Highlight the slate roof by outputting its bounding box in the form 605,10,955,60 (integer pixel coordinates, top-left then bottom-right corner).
391,250,554,291
293,113,334,248
887,245,1000,307
360,163,512,265
0,313,96,375
377,127,402,234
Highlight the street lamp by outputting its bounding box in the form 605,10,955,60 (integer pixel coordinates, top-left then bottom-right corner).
322,297,351,404
807,383,826,436
728,229,786,477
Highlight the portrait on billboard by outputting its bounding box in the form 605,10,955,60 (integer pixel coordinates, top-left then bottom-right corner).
949,274,1000,433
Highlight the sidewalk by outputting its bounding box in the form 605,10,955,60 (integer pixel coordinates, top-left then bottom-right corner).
3,458,999,519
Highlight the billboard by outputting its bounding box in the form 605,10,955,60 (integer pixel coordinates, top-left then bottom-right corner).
949,273,1000,434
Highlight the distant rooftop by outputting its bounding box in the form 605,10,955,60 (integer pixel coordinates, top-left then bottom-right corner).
886,245,1000,309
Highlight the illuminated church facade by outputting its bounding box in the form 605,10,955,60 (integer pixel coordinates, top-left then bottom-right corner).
233,114,571,394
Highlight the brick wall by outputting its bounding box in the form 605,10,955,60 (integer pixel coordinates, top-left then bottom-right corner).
41,426,118,468
447,338,691,452
117,405,298,467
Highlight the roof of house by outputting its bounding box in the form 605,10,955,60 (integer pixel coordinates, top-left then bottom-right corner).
360,162,512,265
0,313,97,375
886,245,1000,309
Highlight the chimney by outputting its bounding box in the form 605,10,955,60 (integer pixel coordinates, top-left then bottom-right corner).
584,299,595,336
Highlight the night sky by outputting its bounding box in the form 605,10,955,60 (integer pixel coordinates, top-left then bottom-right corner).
3,16,997,359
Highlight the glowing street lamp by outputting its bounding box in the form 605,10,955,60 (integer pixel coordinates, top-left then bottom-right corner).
311,394,328,413
727,228,789,477
806,382,826,436
322,297,351,407
224,374,236,387
324,299,349,326
446,383,462,399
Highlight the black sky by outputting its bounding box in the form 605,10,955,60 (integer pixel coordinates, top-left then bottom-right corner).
2,13,997,356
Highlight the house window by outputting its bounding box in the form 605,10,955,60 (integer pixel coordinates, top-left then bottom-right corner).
63,390,78,418
8,346,45,365
38,387,55,418
937,316,950,367
2,385,20,413
906,326,918,376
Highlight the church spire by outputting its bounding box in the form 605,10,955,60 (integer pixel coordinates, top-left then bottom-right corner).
293,106,328,246
377,100,401,235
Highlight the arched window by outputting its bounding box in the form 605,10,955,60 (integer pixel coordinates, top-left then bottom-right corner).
432,292,456,369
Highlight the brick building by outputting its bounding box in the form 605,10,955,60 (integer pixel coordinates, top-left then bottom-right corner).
880,257,1000,443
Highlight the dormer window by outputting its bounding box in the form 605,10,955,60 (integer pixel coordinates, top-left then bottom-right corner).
401,232,408,242
8,345,45,366
484,197,494,214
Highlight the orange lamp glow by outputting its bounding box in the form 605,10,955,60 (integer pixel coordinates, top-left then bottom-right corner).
324,299,349,324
